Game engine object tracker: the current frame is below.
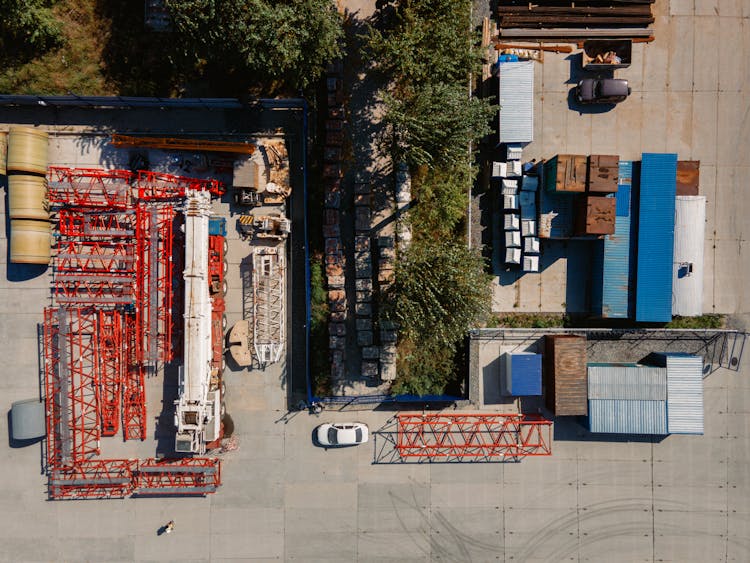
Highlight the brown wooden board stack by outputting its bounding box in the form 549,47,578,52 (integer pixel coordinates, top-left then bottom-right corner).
575,195,616,235
545,154,587,194
587,155,619,193
544,335,588,416
676,161,700,196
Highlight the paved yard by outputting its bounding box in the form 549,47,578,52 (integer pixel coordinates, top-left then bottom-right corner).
486,0,750,317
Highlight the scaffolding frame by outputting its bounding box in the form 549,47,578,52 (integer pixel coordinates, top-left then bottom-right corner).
49,459,137,500
98,310,123,437
251,247,285,365
43,307,102,468
396,413,552,461
122,313,146,441
135,458,222,495
48,167,134,208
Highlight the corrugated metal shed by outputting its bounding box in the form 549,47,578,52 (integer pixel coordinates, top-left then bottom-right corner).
672,196,706,317
544,335,587,415
653,353,704,435
635,153,677,322
503,353,542,396
497,61,534,144
592,161,633,318
588,399,668,434
588,364,667,400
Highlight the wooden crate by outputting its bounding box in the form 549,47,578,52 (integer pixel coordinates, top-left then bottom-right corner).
587,154,619,193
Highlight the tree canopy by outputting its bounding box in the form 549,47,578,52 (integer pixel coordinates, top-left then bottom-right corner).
0,0,62,65
166,0,343,92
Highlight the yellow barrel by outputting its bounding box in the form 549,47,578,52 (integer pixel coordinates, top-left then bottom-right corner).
8,175,49,220
0,132,7,175
7,126,48,175
10,219,51,265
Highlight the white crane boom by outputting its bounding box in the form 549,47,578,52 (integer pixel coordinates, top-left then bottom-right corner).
174,190,219,454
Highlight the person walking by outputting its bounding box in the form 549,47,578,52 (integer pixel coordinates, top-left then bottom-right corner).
165,520,175,534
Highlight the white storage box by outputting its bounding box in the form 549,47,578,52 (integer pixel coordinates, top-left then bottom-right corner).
505,230,521,248
491,161,508,178
503,194,519,210
521,219,537,237
504,213,520,231
523,236,540,254
510,160,523,176
507,144,523,161
523,255,540,272
505,247,521,264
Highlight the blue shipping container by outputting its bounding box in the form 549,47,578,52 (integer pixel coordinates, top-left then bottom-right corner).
635,153,677,322
598,162,633,318
503,353,542,396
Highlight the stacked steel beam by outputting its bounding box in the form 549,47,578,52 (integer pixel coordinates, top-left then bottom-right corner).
497,1,655,40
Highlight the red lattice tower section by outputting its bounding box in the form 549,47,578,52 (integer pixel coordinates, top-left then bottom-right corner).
122,312,146,441
135,458,222,496
48,459,137,500
137,170,224,200
98,310,124,437
48,167,134,208
43,307,101,468
396,413,552,461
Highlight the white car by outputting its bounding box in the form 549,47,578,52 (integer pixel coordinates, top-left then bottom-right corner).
316,422,369,447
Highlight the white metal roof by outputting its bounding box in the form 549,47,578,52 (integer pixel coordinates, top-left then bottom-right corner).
672,196,706,316
497,61,534,144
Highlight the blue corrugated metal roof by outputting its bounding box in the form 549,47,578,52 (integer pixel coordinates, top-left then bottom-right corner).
588,399,668,434
509,354,542,396
653,353,704,434
596,161,634,318
635,153,677,322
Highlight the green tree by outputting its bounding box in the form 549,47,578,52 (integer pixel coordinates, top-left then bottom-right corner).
166,0,343,92
382,81,493,167
409,162,473,239
0,0,62,65
367,0,482,87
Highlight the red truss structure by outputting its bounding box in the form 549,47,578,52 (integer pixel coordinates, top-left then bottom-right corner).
396,413,552,461
135,458,222,495
98,310,124,437
43,307,101,468
122,313,146,441
137,170,224,200
55,240,136,274
48,167,134,208
48,459,137,500
58,209,137,238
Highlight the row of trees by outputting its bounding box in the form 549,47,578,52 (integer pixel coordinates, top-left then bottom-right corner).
369,0,494,395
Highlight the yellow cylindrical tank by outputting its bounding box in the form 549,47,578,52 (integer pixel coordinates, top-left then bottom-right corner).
8,174,49,220
0,132,7,175
7,126,48,175
10,219,51,265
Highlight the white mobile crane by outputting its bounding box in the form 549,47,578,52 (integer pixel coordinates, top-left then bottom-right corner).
174,190,222,454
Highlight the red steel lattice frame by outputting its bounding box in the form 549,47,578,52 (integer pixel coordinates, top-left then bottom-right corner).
122,313,146,441
48,167,134,208
55,240,136,274
137,170,224,200
58,209,137,238
43,307,101,467
135,458,222,495
98,310,123,437
396,413,552,460
48,459,137,500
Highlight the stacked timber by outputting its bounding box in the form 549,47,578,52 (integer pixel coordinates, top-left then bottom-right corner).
497,1,654,40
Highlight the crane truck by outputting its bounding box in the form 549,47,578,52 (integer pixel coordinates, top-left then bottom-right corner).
174,190,226,454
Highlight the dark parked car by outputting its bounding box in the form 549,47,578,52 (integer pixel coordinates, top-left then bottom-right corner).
576,78,631,104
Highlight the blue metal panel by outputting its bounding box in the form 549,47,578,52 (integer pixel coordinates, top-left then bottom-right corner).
635,153,677,322
510,354,542,396
588,399,668,434
208,216,227,237
595,161,633,318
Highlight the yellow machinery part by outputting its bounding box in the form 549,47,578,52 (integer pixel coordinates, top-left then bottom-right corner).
8,174,49,221
7,127,48,175
111,134,256,155
10,219,51,265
